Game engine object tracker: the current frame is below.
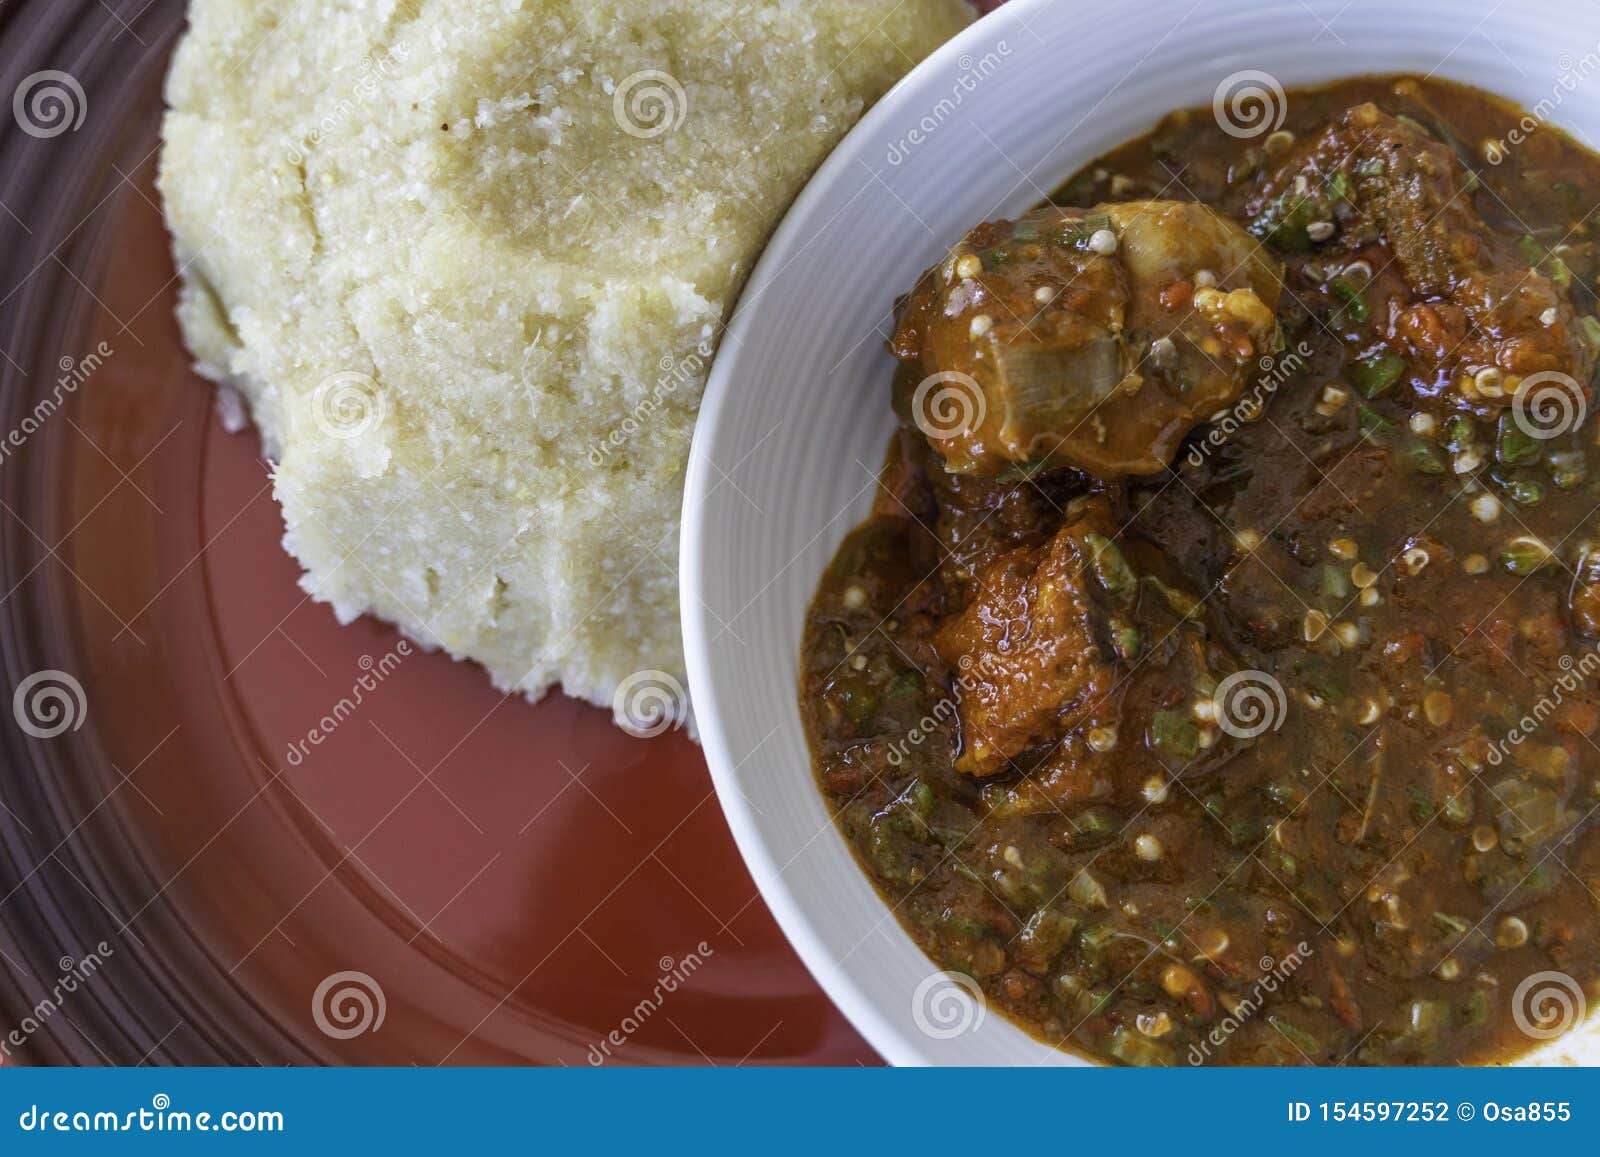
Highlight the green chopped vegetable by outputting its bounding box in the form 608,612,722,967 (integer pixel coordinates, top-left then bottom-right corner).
1070,806,1122,847
1065,214,1112,247
1405,442,1447,474
846,690,878,728
1084,533,1135,595
1068,868,1109,908
1053,169,1098,204
1267,1015,1320,1056
1504,478,1544,506
1016,908,1079,972
1265,847,1298,877
1228,814,1265,848
1406,784,1436,821
1150,709,1199,758
1316,563,1352,599
1490,778,1566,851
1329,275,1371,325
1496,413,1541,466
1518,234,1574,288
934,911,992,941
1350,352,1406,397
1441,414,1476,454
1248,192,1319,253
1500,539,1552,576
1142,574,1200,617
1358,404,1391,435
1406,998,1451,1038
1546,450,1588,490
883,670,923,707
1078,924,1116,958
1265,777,1308,809
1104,1026,1173,1067
1442,790,1473,826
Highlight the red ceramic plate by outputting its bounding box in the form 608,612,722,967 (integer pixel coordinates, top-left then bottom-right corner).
0,0,875,1066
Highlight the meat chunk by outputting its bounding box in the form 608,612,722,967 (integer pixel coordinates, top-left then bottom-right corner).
933,496,1124,776
893,200,1284,478
1248,103,1594,400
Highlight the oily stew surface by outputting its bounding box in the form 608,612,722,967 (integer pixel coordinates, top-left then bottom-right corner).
800,77,1600,1066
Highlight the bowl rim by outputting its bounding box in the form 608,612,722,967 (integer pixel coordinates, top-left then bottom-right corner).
683,0,1063,1067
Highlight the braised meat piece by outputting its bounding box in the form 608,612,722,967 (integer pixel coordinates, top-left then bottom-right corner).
932,495,1125,776
892,200,1284,478
1248,103,1594,404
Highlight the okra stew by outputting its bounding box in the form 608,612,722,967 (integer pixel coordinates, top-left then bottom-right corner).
800,77,1600,1066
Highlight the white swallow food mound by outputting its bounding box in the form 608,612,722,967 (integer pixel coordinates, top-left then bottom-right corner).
158,0,972,724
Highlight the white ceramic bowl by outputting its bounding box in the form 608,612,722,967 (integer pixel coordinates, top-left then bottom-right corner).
681,0,1600,1065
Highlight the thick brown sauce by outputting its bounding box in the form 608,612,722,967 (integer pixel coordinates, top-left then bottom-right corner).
801,77,1600,1066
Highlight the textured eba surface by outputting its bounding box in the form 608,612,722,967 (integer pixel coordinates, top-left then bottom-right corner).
158,0,971,714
